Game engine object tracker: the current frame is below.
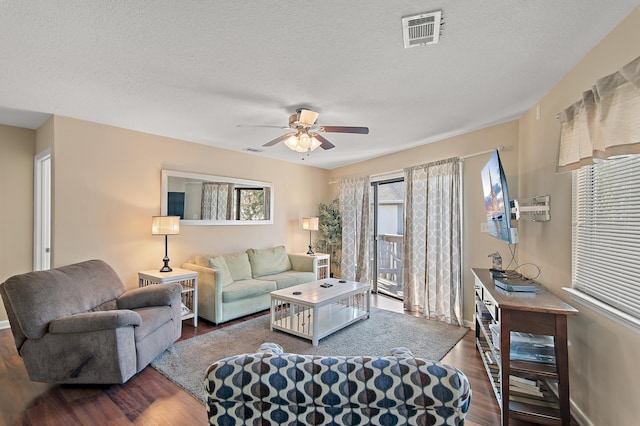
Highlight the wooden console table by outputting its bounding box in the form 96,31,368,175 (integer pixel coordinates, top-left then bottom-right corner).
471,268,578,425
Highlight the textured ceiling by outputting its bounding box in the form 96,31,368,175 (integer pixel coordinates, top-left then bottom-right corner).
1,1,639,169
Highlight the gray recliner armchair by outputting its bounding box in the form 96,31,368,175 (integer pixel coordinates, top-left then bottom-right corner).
0,259,183,384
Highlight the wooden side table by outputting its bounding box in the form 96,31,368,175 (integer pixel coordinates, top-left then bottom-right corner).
138,268,198,327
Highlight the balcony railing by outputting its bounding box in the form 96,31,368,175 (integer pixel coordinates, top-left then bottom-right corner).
377,233,403,298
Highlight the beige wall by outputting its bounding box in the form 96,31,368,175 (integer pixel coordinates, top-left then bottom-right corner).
0,125,36,322
517,6,640,425
330,120,520,324
51,116,330,288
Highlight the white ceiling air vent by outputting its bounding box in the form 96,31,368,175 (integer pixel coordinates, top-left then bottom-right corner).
402,11,442,48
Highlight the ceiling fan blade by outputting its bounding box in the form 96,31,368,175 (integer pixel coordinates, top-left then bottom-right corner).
298,109,319,126
318,125,369,134
237,124,290,129
263,132,295,147
312,134,335,150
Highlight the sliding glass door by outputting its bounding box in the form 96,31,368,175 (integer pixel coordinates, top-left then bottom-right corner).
371,178,405,299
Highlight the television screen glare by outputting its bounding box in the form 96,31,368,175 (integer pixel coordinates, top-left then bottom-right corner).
481,150,516,243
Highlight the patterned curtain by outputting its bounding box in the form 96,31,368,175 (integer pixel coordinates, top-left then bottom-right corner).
339,176,371,283
201,183,232,220
403,158,463,325
263,187,271,220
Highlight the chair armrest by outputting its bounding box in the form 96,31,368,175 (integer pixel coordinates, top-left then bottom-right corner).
288,253,316,273
49,310,141,334
117,283,182,310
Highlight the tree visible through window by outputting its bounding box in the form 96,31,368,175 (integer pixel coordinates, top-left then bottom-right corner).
236,188,267,221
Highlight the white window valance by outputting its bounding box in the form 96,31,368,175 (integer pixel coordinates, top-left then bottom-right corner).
557,55,640,172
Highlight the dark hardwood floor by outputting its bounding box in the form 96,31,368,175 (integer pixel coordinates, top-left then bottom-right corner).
1,295,547,425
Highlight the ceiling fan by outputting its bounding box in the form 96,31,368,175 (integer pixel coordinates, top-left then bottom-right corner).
237,108,369,153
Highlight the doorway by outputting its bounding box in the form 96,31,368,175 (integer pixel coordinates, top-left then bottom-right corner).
371,178,405,299
34,149,51,271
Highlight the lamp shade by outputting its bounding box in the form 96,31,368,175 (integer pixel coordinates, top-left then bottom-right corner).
284,132,323,153
151,216,180,235
302,217,319,231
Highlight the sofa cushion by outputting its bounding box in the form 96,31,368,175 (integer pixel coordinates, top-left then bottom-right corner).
246,246,292,278
221,279,276,303
208,256,234,287
260,271,316,289
224,252,252,281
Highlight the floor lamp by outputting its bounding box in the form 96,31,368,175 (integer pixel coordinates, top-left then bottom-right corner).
152,216,180,272
302,217,319,256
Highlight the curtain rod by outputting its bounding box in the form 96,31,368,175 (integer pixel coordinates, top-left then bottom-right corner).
460,145,505,159
329,169,402,185
329,145,505,184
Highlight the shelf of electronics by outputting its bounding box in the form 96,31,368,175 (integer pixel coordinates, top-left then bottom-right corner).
511,195,550,222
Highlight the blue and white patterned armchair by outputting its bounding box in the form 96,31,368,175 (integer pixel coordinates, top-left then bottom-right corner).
204,343,471,425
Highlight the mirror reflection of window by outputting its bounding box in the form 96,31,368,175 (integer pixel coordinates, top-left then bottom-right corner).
236,187,270,221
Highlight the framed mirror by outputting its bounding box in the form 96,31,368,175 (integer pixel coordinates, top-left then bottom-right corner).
161,170,274,225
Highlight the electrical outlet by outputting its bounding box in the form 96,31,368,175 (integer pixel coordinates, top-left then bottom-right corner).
480,223,489,233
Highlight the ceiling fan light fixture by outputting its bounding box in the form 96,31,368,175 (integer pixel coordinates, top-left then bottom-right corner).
283,131,322,153
310,136,322,151
298,132,311,149
284,134,300,151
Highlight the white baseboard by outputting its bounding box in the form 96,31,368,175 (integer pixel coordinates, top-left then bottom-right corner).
0,320,9,330
570,398,592,426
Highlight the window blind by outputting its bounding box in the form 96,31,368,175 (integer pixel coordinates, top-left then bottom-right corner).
573,155,640,320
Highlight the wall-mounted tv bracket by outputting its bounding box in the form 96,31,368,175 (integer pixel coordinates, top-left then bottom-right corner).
511,195,550,222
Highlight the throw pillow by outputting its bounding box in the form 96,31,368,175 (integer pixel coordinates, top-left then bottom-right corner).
223,252,253,281
246,246,292,277
208,256,234,287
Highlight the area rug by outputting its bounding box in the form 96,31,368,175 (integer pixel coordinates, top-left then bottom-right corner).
150,307,468,403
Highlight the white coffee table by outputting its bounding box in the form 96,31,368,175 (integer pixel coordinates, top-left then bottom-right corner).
270,278,370,346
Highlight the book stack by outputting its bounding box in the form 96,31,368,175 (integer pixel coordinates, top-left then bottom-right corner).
509,375,559,408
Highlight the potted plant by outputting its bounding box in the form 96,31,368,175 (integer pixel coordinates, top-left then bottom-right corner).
315,198,342,277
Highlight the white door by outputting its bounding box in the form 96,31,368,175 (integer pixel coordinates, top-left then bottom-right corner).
34,149,51,270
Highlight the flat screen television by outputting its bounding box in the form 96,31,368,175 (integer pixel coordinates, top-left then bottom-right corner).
481,150,518,244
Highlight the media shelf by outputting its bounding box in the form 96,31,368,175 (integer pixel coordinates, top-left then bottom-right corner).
472,268,577,426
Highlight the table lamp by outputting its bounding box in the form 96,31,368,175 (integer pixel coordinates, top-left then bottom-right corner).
302,217,319,255
152,216,180,272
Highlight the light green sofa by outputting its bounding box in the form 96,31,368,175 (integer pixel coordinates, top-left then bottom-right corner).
182,246,317,324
